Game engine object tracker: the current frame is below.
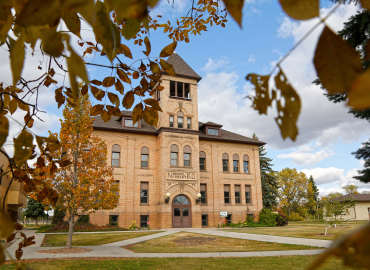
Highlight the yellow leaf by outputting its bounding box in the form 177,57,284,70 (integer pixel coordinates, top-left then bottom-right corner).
279,0,319,20
0,115,9,149
90,80,102,86
15,0,62,26
108,92,120,107
114,79,124,95
314,26,362,95
274,69,301,141
222,0,244,26
61,0,95,25
348,68,370,110
0,0,13,43
17,100,29,111
144,98,162,111
143,106,158,127
102,77,115,87
93,1,120,62
150,61,161,77
41,28,64,57
117,69,131,84
133,71,140,79
122,90,135,109
246,74,272,115
117,44,133,59
3,94,10,107
143,36,151,56
10,32,25,86
14,130,33,167
132,103,143,124
160,59,176,76
159,41,177,58
101,110,111,122
106,105,121,116
90,104,104,116
24,111,34,128
121,18,141,40
8,99,17,114
91,86,105,101
0,208,14,239
62,12,81,38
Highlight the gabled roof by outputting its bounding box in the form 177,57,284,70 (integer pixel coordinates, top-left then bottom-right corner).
165,53,202,81
330,194,370,202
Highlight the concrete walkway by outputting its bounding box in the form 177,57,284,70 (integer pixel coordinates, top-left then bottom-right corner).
5,228,331,260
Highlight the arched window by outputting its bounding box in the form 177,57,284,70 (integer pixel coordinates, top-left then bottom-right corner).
141,147,149,168
222,153,229,172
233,154,239,172
112,145,121,167
184,145,192,167
177,111,184,128
199,151,206,171
243,155,250,173
170,145,179,166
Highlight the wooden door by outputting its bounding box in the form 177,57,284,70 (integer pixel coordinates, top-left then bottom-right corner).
172,195,192,228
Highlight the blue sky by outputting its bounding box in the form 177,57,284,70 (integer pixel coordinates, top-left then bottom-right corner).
1,0,369,196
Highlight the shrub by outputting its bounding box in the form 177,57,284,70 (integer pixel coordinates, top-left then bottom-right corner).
288,212,304,221
52,208,66,225
259,209,277,227
276,213,288,226
77,215,90,224
41,222,127,233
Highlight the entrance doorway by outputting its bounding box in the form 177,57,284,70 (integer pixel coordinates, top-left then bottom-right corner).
172,195,192,228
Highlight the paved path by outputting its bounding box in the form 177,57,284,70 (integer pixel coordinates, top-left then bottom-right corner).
4,228,331,260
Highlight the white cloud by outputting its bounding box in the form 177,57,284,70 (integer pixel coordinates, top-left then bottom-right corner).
278,144,335,165
277,17,299,38
248,55,256,63
201,57,230,72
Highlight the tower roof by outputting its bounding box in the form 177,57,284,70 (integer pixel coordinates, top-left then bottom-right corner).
164,53,202,82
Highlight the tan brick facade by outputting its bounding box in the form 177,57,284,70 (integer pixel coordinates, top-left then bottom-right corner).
91,56,264,229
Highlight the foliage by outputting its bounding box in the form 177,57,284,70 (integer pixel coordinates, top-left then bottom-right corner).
306,176,319,216
352,140,370,183
23,198,46,221
258,209,278,227
253,134,278,209
324,198,357,224
39,223,126,233
128,220,138,231
276,213,289,226
288,212,304,222
109,216,118,226
228,209,287,228
77,215,90,225
52,207,66,225
327,192,344,199
343,184,359,194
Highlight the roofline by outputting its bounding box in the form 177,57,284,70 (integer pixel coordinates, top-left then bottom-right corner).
199,136,266,146
93,126,157,136
157,127,200,136
162,71,202,82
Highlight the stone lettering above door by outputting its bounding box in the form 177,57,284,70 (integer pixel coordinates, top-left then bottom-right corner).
167,172,196,181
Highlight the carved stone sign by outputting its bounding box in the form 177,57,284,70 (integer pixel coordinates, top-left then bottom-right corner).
167,172,196,181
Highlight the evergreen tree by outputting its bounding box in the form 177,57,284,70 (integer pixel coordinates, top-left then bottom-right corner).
307,176,319,216
23,198,46,226
309,176,319,202
253,133,279,209
313,9,370,184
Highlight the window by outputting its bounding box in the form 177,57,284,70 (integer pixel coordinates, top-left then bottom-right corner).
226,214,232,224
245,185,251,204
199,151,206,171
235,185,241,204
140,215,149,228
170,145,179,166
233,154,239,172
169,115,174,127
184,145,191,167
177,111,184,128
169,81,191,98
124,118,139,127
200,184,207,204
141,147,149,168
222,153,229,172
109,215,119,226
201,214,208,227
177,82,184,97
185,83,190,98
224,185,230,204
140,182,148,204
112,145,120,167
243,155,249,173
170,81,176,96
208,128,219,136
187,118,191,129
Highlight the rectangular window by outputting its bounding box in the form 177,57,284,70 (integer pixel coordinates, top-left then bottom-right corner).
184,153,191,167
169,115,174,127
170,81,176,96
200,184,207,204
223,159,228,172
208,128,219,136
245,185,251,204
235,185,241,204
140,215,149,228
226,214,232,224
140,182,148,204
171,152,178,166
185,83,190,99
178,116,183,128
224,185,230,204
141,154,148,168
177,82,184,97
233,160,239,172
200,158,205,171
187,118,191,129
201,214,208,227
244,161,249,173
112,152,120,167
125,119,139,127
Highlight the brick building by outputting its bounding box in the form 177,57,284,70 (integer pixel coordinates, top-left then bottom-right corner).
91,53,265,229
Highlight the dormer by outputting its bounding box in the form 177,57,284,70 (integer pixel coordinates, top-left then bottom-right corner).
120,115,141,129
200,122,223,137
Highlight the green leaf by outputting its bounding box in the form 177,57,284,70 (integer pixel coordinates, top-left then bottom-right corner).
10,32,25,86
132,103,143,124
279,0,319,20
62,12,81,38
15,0,62,26
314,26,362,95
348,68,370,110
159,41,177,58
122,90,134,109
144,98,162,111
143,106,158,127
160,59,176,76
222,0,244,27
14,130,33,167
121,18,141,40
246,74,272,115
0,115,9,149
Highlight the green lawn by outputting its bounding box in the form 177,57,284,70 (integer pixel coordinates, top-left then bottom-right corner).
124,232,322,253
41,232,161,247
2,256,347,270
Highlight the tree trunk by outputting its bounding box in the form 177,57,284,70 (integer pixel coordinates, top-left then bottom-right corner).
66,212,75,248
35,217,38,226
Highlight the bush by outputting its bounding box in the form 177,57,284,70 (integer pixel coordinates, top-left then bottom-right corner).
259,209,277,227
40,222,127,233
276,213,288,226
77,215,90,224
228,209,288,228
52,208,66,225
288,212,304,221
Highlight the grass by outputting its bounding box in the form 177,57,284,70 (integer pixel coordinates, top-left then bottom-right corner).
2,256,347,270
124,232,322,253
41,231,161,247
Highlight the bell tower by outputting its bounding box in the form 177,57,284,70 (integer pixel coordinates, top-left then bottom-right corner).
152,53,202,131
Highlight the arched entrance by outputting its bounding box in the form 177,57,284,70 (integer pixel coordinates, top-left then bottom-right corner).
172,194,192,228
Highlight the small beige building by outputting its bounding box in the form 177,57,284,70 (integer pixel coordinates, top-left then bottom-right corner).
90,53,265,229
331,194,370,221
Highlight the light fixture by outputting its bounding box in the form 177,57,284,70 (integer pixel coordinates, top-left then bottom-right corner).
196,193,202,204
165,192,170,203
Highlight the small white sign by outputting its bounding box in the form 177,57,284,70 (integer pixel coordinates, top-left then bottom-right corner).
220,211,228,217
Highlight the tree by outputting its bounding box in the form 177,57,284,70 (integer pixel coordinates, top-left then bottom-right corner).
252,133,278,209
327,192,344,199
343,184,360,194
276,168,310,219
352,141,370,183
23,198,46,226
362,190,370,194
306,176,319,216
323,197,356,226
